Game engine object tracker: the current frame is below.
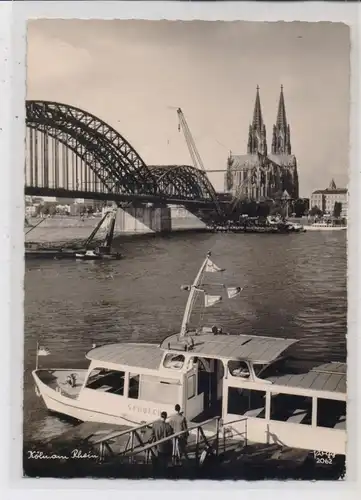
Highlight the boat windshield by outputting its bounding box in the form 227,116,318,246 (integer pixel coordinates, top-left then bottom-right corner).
253,358,287,379
85,368,125,395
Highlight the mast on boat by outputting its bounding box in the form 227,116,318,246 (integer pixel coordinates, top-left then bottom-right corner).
179,252,212,340
179,252,242,340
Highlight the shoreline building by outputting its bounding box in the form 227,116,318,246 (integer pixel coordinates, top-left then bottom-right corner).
310,179,348,217
225,86,299,201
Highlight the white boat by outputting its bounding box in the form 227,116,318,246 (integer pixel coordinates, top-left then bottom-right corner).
304,219,347,231
33,252,346,456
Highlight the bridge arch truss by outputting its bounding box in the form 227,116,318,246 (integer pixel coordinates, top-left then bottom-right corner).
25,101,219,205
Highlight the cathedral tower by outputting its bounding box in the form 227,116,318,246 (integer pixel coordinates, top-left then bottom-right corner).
247,86,267,156
272,85,292,155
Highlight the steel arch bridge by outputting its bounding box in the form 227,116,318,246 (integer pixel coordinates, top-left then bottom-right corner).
25,101,220,209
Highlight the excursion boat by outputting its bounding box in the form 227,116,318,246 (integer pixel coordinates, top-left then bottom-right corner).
32,253,346,457
304,218,347,231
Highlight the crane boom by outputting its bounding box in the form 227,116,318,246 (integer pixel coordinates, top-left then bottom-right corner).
176,107,222,217
177,108,206,172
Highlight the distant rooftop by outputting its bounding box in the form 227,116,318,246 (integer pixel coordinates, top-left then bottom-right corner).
229,153,296,171
312,178,347,195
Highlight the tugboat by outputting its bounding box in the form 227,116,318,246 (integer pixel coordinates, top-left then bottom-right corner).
33,252,346,458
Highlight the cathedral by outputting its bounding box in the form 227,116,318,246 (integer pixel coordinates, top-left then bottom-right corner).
225,86,299,202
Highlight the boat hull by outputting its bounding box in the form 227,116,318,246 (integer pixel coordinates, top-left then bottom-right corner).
75,253,122,261
25,250,122,260
303,226,347,231
32,370,163,428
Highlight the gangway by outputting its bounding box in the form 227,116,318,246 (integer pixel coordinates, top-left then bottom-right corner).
26,416,329,478
90,416,225,467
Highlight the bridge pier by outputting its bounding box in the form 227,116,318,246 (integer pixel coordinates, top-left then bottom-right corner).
115,204,172,234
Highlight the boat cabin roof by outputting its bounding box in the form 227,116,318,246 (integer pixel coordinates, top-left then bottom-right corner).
160,333,298,364
266,362,346,394
86,343,163,370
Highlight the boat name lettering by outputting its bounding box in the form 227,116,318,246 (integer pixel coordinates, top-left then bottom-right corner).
128,404,160,416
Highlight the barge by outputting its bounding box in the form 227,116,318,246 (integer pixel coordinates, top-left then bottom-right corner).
25,210,121,260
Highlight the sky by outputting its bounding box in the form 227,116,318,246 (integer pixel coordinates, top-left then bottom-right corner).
27,20,350,198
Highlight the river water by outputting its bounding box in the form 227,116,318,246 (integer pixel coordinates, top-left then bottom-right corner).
23,230,347,443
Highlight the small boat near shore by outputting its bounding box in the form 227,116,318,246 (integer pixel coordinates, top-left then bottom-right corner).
304,218,347,231
33,252,346,458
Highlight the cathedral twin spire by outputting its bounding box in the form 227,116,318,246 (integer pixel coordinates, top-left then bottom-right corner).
247,85,292,156
247,86,267,156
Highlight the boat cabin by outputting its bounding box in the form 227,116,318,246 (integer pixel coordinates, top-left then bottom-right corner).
79,329,346,455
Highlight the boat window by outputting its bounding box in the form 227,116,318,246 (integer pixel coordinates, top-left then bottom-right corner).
253,364,267,377
228,360,250,378
270,393,312,425
317,399,346,429
128,373,140,399
85,368,125,395
163,353,185,370
187,374,196,399
227,387,266,418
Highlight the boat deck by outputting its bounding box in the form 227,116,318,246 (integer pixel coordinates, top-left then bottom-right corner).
37,369,88,399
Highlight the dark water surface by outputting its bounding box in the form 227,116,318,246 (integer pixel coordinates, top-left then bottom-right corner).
24,231,347,443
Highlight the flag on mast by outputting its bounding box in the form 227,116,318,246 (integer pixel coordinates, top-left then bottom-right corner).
205,260,225,273
227,286,243,299
204,294,222,308
37,346,50,357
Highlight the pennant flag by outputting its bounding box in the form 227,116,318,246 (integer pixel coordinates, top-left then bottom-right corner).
227,286,243,299
37,346,50,357
205,260,225,273
204,294,222,308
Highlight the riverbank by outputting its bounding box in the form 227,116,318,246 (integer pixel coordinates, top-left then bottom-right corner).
25,215,206,244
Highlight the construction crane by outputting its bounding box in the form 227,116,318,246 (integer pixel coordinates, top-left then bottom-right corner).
176,108,207,173
175,107,259,218
176,107,223,217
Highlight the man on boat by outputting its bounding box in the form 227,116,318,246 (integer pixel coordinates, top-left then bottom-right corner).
169,404,189,462
150,411,173,474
